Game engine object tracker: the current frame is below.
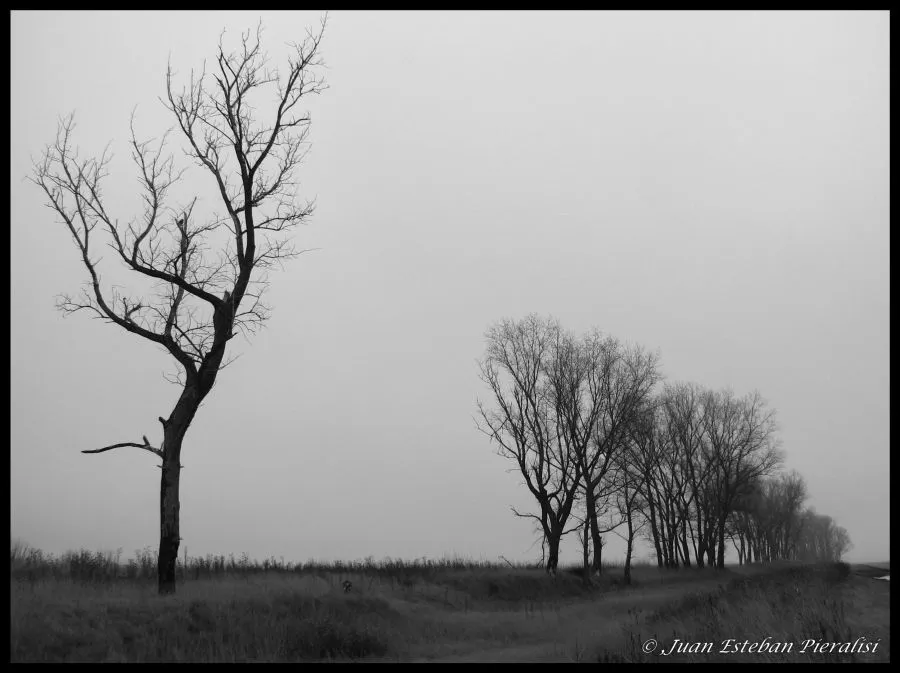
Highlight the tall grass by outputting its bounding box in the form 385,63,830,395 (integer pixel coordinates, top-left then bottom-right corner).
11,538,546,583
12,541,886,663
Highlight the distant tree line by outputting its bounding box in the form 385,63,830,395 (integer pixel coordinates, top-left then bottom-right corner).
730,472,853,565
476,315,852,582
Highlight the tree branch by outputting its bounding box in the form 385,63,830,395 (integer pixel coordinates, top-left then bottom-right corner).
82,438,164,459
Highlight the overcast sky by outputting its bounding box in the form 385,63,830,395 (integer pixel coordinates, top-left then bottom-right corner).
11,11,889,566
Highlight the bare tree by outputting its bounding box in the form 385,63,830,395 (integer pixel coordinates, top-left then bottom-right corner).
829,522,853,562
31,19,327,594
572,484,620,585
796,510,853,562
775,471,808,559
660,382,714,568
579,339,660,574
731,470,810,563
628,397,670,568
701,389,782,569
632,384,788,571
476,315,584,574
610,430,649,585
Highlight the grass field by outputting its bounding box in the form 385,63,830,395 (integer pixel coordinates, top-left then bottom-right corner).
9,546,890,662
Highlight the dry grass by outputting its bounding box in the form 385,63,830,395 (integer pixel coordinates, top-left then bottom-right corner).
595,562,890,663
9,543,889,662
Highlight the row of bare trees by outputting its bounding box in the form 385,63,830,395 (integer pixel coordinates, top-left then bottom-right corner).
476,315,659,576
730,472,852,564
626,382,784,574
476,315,851,581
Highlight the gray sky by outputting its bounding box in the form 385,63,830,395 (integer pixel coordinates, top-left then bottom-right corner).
11,11,889,565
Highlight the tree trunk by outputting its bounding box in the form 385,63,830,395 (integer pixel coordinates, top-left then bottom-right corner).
695,509,706,568
581,517,591,586
624,509,634,585
646,493,663,568
704,516,716,567
659,523,671,568
158,447,182,595
156,379,209,595
680,520,691,568
546,532,561,574
716,519,727,569
586,486,604,574
667,512,678,568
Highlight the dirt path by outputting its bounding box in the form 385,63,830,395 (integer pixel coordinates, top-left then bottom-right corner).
411,575,735,663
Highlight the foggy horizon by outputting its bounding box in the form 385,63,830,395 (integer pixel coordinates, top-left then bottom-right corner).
11,10,889,567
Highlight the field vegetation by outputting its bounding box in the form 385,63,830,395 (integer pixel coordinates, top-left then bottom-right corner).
10,542,889,662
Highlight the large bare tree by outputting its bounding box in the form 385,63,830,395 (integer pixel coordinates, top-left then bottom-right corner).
660,382,714,568
625,397,667,567
31,20,327,594
578,337,660,573
476,315,585,574
701,388,782,568
610,433,649,586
